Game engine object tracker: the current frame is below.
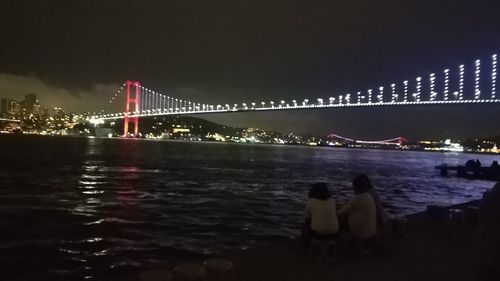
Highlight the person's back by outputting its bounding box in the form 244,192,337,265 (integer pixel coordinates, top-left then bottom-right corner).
339,192,377,238
304,183,339,263
306,197,339,234
367,187,386,226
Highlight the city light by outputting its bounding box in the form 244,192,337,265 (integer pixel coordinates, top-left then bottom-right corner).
368,89,372,104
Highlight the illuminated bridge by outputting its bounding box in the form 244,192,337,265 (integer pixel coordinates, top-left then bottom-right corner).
327,133,408,146
87,53,499,137
0,118,21,122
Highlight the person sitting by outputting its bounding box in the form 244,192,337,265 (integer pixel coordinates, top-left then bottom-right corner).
353,175,387,234
466,159,476,170
338,175,377,256
304,182,338,263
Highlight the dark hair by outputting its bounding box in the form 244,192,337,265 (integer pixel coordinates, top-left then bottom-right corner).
308,182,331,200
352,175,374,194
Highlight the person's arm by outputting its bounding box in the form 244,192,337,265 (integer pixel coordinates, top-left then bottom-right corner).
338,196,358,216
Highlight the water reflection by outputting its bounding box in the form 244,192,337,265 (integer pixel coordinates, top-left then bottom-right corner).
1,136,498,281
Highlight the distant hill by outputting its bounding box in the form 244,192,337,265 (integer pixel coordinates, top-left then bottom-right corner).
109,115,244,137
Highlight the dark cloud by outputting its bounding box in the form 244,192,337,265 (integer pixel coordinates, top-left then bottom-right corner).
0,73,118,112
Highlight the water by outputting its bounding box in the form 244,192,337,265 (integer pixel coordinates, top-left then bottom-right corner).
0,135,497,280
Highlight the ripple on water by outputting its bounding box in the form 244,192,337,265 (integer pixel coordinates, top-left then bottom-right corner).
0,136,498,280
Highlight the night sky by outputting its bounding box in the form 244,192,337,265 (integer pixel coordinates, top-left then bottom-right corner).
1,0,500,140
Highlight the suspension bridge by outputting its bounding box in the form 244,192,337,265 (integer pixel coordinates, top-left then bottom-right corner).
327,133,408,146
86,53,499,137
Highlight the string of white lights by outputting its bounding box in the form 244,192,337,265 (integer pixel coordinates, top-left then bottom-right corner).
444,69,449,101
459,64,465,100
391,83,397,103
429,73,436,101
403,80,408,102
474,59,481,99
415,77,422,102
492,54,497,99
96,53,500,121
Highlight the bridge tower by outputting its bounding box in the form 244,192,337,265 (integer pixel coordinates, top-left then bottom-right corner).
123,80,140,137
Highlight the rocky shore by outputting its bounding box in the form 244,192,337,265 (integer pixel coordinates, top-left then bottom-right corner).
125,199,491,281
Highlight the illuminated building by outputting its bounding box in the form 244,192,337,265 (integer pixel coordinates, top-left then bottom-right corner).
0,99,7,116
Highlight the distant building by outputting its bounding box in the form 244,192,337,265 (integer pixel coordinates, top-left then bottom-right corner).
23,93,38,111
7,100,21,116
0,99,7,116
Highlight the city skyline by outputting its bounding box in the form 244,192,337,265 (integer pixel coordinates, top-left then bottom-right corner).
1,1,500,139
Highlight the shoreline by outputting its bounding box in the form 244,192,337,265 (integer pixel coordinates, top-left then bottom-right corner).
2,133,500,156
117,199,485,281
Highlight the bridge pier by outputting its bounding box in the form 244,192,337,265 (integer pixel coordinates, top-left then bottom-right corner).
123,80,141,137
123,116,139,137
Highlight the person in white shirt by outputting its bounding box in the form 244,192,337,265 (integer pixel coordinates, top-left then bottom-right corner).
338,175,377,255
304,183,338,262
355,175,387,232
